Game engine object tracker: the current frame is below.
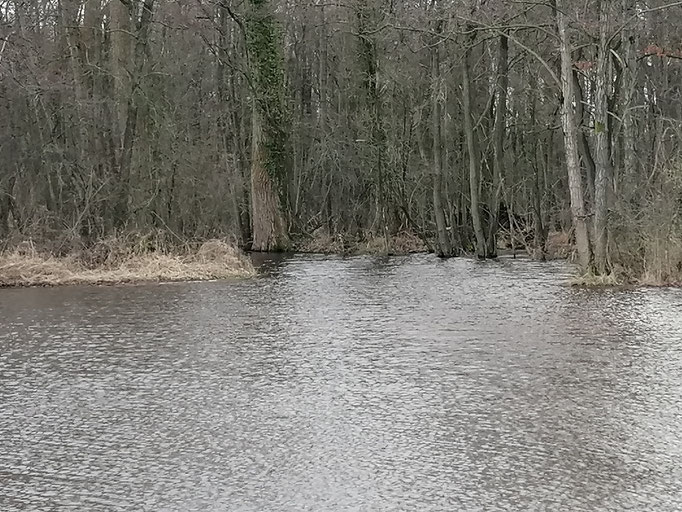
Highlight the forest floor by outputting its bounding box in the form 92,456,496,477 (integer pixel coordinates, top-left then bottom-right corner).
0,240,255,288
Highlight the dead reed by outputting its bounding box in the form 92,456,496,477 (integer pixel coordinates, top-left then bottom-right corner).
0,239,254,288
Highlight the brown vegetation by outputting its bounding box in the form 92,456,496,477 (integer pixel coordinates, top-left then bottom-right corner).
0,239,254,288
3,1,682,287
607,168,682,286
295,230,427,256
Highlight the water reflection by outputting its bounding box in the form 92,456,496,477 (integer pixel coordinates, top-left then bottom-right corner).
1,255,681,511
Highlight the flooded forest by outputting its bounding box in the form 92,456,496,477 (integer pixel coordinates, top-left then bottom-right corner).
2,0,682,282
4,2,682,511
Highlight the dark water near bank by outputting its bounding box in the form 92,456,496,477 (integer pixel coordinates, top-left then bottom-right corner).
1,255,682,511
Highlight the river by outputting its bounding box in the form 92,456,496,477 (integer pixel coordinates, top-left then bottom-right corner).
1,254,682,511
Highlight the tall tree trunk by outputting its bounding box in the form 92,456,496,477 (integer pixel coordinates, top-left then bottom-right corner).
620,0,638,197
216,6,246,244
556,0,593,270
530,74,548,257
487,32,508,257
357,1,388,248
110,0,131,137
113,0,155,228
593,0,612,274
462,34,487,258
61,0,89,163
61,0,95,236
574,72,596,203
246,0,290,251
81,0,101,94
431,22,453,257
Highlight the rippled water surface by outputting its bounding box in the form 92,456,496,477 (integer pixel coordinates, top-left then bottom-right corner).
2,254,682,511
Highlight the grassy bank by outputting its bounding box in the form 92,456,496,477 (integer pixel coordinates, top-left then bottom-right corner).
0,239,255,288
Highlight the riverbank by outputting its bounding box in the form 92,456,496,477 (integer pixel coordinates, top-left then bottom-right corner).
0,240,255,288
5,229,677,288
570,270,682,288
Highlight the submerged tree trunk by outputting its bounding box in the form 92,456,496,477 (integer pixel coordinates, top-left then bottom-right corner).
556,0,593,270
593,0,612,275
246,0,290,251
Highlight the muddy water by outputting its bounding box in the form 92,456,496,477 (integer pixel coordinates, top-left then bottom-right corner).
1,254,682,511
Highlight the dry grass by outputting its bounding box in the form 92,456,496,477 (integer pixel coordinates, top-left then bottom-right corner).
356,232,427,255
0,239,255,288
607,167,682,286
546,231,573,260
295,231,346,254
569,271,621,287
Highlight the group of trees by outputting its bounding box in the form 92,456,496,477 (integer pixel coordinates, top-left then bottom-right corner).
2,0,682,276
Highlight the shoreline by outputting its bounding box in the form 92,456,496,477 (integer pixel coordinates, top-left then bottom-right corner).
0,246,549,289
2,234,677,289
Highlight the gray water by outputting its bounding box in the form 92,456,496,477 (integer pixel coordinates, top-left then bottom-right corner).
1,254,682,511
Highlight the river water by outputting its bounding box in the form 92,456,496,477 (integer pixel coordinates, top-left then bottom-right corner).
1,254,682,511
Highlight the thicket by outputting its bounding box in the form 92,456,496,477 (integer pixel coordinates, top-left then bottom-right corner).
2,1,682,284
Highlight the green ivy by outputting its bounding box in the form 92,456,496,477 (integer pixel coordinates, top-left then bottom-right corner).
245,1,289,205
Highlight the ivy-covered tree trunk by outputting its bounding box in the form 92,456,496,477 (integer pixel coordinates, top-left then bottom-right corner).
246,0,290,251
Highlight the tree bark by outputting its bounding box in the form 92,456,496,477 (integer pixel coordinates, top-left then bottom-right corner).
113,0,155,228
593,0,612,274
246,0,290,251
487,33,509,257
357,1,389,248
620,0,638,196
574,72,596,203
462,34,487,258
110,0,131,137
556,0,593,270
61,0,90,161
250,106,289,251
431,23,453,257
